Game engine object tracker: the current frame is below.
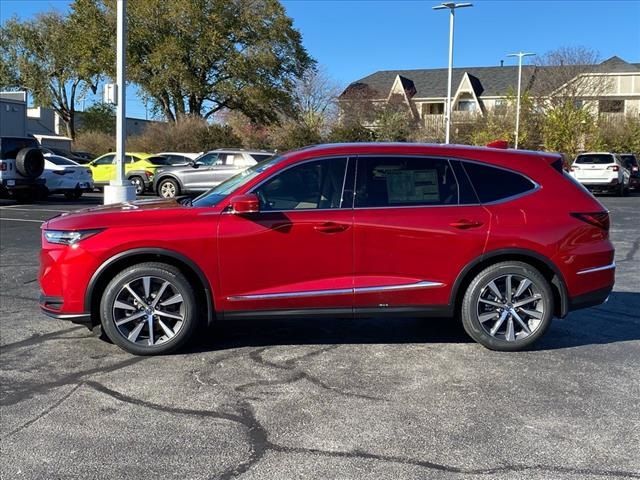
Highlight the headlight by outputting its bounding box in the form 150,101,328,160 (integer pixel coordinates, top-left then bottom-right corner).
44,229,103,245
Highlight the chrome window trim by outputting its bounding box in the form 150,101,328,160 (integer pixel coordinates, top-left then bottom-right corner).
227,280,444,301
577,262,616,275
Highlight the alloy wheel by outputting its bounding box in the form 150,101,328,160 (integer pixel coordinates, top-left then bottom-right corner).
476,274,545,342
112,276,185,346
160,181,177,198
131,177,144,195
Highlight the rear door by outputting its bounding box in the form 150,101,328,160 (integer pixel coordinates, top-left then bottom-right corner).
352,156,490,311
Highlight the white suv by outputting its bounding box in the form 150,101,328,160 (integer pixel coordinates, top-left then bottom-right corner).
570,152,630,196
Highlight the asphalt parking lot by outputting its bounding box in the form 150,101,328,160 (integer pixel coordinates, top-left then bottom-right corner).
1,192,639,480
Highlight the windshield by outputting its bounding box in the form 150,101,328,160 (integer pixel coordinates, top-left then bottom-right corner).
192,155,285,207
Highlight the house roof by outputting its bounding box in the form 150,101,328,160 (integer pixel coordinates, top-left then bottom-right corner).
341,56,639,100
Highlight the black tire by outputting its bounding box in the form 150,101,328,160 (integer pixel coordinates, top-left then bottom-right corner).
157,178,180,198
13,189,35,204
129,176,145,195
64,189,83,200
460,261,554,352
100,262,199,355
15,148,45,178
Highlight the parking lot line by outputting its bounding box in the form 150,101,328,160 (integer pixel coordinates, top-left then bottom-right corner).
0,218,44,223
0,207,72,213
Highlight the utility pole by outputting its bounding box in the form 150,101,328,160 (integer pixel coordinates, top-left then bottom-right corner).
507,51,536,149
433,2,473,144
104,0,135,204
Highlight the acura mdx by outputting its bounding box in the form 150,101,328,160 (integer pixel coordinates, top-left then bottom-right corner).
39,143,615,355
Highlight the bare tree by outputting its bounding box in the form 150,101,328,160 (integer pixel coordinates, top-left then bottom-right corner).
292,68,342,134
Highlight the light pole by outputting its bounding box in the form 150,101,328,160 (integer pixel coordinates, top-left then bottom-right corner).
507,51,535,149
433,2,472,144
104,0,135,205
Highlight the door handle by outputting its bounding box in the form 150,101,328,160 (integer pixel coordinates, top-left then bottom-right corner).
314,222,349,234
450,219,484,230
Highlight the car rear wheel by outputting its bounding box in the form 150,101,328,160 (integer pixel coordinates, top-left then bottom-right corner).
158,178,179,198
100,262,199,355
64,189,82,200
130,176,145,195
461,261,553,351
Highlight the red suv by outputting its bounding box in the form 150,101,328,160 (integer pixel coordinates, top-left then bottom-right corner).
39,143,615,355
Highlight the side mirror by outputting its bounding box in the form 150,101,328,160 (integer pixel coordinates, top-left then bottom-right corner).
230,193,260,214
190,160,199,168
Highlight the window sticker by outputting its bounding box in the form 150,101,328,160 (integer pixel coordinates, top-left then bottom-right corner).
386,169,440,203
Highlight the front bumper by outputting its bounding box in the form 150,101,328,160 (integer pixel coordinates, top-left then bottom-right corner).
40,294,92,326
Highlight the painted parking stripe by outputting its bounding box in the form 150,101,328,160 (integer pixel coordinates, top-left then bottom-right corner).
0,207,71,213
0,218,44,223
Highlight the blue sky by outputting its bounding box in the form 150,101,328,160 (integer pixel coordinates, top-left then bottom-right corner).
2,0,639,119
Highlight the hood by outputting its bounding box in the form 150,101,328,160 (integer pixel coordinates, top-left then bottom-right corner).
43,198,193,231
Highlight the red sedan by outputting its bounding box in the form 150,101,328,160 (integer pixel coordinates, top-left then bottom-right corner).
39,143,615,355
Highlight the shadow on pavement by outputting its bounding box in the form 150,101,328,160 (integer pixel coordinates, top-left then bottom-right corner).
186,291,639,353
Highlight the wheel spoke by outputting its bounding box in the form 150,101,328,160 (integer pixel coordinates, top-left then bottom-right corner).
514,278,532,298
128,322,145,342
154,310,183,321
115,310,146,326
487,281,503,300
479,298,503,308
511,310,531,334
513,294,542,308
478,311,499,323
490,310,509,336
125,284,148,309
158,319,175,339
147,315,154,346
505,317,516,341
142,276,151,299
114,300,136,311
520,308,543,319
151,281,171,308
505,275,512,303
160,293,183,307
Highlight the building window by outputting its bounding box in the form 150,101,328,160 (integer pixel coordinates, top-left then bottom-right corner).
422,103,444,116
455,100,476,112
599,99,624,113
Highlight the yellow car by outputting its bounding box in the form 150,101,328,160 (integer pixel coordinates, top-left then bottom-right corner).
89,152,172,194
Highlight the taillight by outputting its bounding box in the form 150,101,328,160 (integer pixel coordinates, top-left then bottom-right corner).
145,170,154,177
571,212,610,231
607,165,619,172
0,161,6,171
570,165,579,172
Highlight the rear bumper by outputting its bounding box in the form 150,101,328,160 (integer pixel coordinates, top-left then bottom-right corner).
568,286,612,312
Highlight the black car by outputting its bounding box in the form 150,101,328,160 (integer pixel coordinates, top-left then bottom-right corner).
620,153,639,190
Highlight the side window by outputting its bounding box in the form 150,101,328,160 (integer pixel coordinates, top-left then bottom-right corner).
462,162,535,203
355,157,458,207
213,154,235,166
234,154,256,167
254,158,348,211
94,154,115,166
198,153,219,166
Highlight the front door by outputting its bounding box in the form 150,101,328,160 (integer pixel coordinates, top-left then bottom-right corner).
352,156,490,311
217,157,354,314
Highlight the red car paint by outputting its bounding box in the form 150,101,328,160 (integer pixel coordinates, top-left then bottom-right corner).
39,143,614,328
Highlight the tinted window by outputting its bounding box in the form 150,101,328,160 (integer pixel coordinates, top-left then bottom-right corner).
255,158,348,211
47,155,77,166
146,156,171,166
575,154,615,165
251,154,273,162
93,154,115,165
620,155,638,168
1,137,40,159
462,162,535,203
355,157,458,207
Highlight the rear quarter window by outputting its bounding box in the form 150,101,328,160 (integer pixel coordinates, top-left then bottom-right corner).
462,162,536,203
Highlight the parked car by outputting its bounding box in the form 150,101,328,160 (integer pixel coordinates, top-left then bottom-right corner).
0,136,46,202
620,153,639,191
88,152,171,194
153,149,274,198
41,147,91,165
40,143,615,356
155,152,202,166
569,152,630,196
72,151,96,162
42,154,94,199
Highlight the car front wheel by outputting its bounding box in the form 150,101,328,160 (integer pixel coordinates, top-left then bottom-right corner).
461,261,553,351
158,178,179,198
100,262,199,355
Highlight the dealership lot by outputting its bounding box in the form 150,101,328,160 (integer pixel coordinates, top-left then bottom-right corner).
1,193,639,479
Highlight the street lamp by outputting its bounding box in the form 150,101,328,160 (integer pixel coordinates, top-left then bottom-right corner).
507,51,536,149
433,2,472,144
